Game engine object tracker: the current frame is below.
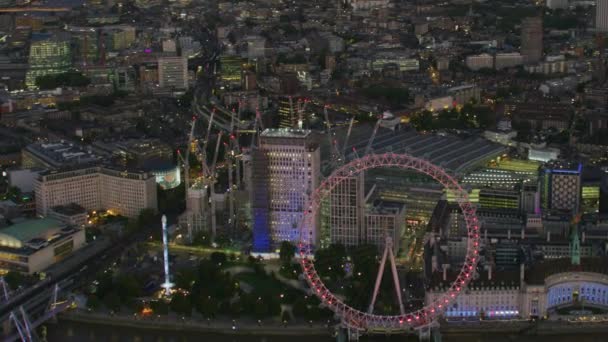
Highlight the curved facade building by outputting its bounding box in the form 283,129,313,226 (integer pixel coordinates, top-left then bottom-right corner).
427,258,608,320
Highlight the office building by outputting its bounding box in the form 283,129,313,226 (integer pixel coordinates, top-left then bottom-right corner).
243,35,266,59
158,57,189,90
427,255,608,321
521,183,540,214
241,70,257,91
521,17,543,64
22,141,102,170
71,28,99,67
540,163,582,212
0,218,85,274
251,129,320,253
35,166,157,219
49,203,88,227
495,52,524,70
103,25,136,50
7,168,43,193
365,201,406,254
220,56,246,84
478,189,520,210
447,84,481,105
598,0,608,32
465,54,493,71
278,96,297,129
328,174,365,248
371,55,419,72
547,0,568,9
25,33,72,89
348,0,389,10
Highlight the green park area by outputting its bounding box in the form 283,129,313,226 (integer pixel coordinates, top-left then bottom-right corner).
84,242,334,324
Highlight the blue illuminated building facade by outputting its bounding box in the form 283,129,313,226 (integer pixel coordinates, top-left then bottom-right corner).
250,129,320,254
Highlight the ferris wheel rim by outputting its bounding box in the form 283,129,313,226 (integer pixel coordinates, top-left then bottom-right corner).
298,152,480,331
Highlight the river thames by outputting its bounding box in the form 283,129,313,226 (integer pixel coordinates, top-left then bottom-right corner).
45,320,607,342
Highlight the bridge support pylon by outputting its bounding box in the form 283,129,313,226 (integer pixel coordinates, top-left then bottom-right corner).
336,325,361,342
416,320,440,342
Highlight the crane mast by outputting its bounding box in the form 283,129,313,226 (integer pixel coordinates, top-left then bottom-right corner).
364,117,382,156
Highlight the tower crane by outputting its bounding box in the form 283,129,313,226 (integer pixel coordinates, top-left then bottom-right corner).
207,131,223,238
341,116,355,161
296,98,310,129
251,107,265,147
176,117,197,241
225,104,242,231
179,108,226,241
364,116,383,156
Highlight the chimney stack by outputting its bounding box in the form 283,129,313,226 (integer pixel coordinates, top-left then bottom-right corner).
521,228,525,240
519,263,525,288
488,265,492,281
547,231,551,242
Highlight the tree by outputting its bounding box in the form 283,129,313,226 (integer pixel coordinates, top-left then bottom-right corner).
103,292,122,312
292,297,308,318
137,208,158,229
281,310,291,323
158,183,185,215
254,297,269,318
210,252,227,266
151,300,169,315
4,271,23,290
314,244,347,281
4,186,21,202
175,268,197,290
192,231,211,246
35,71,91,90
170,293,192,316
115,274,141,301
195,295,218,318
86,295,101,310
361,86,410,107
279,241,295,266
410,110,433,131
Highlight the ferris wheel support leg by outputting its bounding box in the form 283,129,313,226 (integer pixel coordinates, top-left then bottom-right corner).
368,243,389,314
388,246,405,315
336,325,361,342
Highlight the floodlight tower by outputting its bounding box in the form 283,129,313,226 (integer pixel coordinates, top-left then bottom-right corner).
160,215,173,296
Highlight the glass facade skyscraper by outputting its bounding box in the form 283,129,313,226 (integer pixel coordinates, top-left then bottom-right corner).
26,33,72,89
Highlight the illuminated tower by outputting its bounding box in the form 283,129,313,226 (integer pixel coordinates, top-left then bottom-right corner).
161,215,173,296
251,129,320,253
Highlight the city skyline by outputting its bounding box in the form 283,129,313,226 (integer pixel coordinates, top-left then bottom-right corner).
0,0,607,341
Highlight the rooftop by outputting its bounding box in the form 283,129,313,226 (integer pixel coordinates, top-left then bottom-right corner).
344,127,507,175
261,128,312,138
25,141,101,169
51,203,87,216
0,218,64,248
526,258,608,285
